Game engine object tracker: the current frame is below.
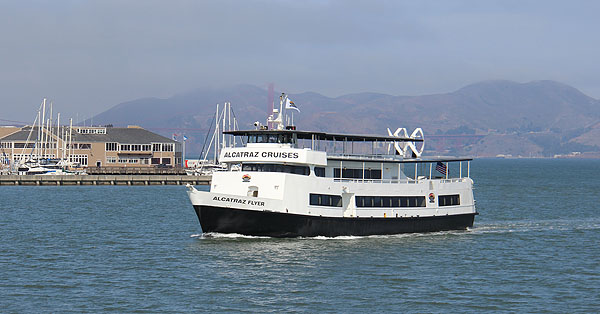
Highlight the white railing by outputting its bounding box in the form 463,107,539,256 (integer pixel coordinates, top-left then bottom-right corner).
333,177,468,184
328,153,400,161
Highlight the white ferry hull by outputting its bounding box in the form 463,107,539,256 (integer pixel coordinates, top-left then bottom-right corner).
193,204,476,237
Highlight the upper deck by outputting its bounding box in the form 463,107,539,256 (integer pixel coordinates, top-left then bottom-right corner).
224,129,422,144
220,129,470,166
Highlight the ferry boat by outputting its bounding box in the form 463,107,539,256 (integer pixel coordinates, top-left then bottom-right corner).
186,94,477,237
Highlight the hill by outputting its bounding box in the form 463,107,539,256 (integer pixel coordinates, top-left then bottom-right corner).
88,80,600,157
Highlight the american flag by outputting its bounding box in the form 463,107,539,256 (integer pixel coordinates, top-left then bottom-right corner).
436,161,448,175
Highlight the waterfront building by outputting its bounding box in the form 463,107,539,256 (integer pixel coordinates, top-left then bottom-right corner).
0,125,181,168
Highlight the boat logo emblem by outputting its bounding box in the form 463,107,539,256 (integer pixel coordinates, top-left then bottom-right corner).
242,174,251,182
428,193,435,203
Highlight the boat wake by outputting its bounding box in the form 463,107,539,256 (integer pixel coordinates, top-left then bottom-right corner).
190,229,474,240
189,218,599,241
466,218,600,235
192,232,272,239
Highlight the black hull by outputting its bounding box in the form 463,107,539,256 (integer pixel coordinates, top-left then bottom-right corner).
193,205,476,238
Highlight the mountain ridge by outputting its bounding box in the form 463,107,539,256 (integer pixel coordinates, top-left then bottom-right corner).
88,80,600,157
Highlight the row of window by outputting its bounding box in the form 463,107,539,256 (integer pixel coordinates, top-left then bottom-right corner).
119,144,152,152
439,194,460,207
242,163,310,176
13,143,36,149
77,128,106,134
247,134,295,144
333,168,382,180
309,194,461,208
69,154,88,166
106,143,174,152
106,157,151,164
151,157,171,165
12,153,55,161
356,196,426,208
309,193,343,207
10,142,92,150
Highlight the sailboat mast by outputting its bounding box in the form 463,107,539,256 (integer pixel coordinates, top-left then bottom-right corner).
215,103,219,164
68,118,73,163
56,113,60,160
48,102,53,158
62,124,66,160
222,104,226,151
36,109,41,160
42,99,47,159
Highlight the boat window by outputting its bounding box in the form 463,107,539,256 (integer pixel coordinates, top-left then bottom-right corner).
334,168,382,179
257,135,269,143
309,193,342,207
373,196,382,207
246,133,296,144
355,196,426,208
314,167,325,177
242,163,310,176
438,194,460,206
280,134,292,144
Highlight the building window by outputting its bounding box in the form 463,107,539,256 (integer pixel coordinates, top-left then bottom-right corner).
79,143,91,150
152,143,161,152
438,194,460,207
14,143,35,149
161,157,171,165
309,193,343,207
118,158,128,163
120,144,131,151
151,158,161,164
140,157,150,165
142,144,151,151
162,143,174,152
106,156,116,164
77,128,106,134
69,154,88,166
106,142,118,151
355,196,426,208
129,158,139,164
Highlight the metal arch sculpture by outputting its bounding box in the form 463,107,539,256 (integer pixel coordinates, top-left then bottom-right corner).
387,127,425,158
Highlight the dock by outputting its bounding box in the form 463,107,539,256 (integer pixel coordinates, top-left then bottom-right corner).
0,174,211,186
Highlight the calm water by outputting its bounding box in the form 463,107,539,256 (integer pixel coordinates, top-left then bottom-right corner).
1,159,599,313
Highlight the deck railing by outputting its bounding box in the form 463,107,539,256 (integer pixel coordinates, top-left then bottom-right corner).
333,177,468,184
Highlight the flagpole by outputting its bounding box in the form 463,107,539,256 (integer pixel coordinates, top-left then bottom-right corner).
183,136,186,168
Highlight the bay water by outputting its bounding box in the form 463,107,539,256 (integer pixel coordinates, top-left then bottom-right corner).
1,159,599,313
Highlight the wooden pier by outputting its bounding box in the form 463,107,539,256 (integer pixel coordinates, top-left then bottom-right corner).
0,174,211,186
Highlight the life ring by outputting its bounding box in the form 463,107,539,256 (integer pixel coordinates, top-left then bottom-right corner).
428,192,435,203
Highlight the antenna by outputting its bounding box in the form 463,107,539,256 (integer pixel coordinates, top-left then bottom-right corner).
267,83,274,129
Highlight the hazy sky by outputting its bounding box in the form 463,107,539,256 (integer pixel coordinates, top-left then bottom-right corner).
1,0,599,123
